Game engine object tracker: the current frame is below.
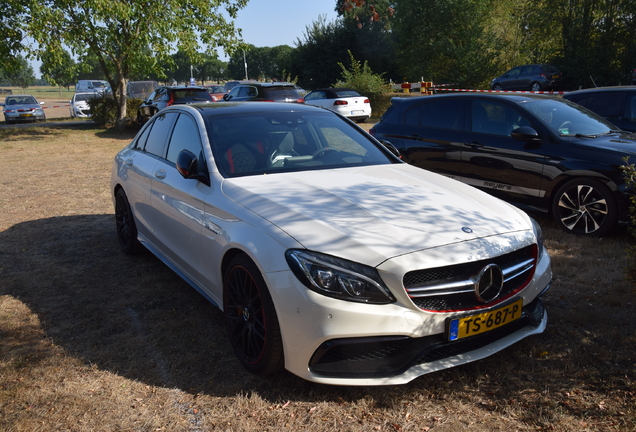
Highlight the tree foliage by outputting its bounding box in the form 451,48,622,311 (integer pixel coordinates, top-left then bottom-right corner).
40,49,77,89
3,55,36,88
22,0,248,129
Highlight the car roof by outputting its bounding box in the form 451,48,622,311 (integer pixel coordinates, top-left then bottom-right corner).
390,92,561,106
164,101,328,115
235,82,295,88
564,85,636,95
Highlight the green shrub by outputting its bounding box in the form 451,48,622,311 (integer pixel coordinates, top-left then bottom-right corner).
335,51,391,117
87,95,142,128
620,156,636,279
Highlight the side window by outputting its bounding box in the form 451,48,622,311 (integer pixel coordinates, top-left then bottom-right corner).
403,100,463,130
584,92,626,118
166,114,204,164
147,90,158,101
133,122,153,150
144,112,178,157
507,67,521,78
628,94,636,120
471,100,530,136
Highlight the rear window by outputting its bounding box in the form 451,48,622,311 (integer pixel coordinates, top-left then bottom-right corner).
172,89,213,102
263,87,302,100
333,90,361,98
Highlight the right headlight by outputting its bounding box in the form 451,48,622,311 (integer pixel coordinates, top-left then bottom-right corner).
531,218,545,259
285,249,396,304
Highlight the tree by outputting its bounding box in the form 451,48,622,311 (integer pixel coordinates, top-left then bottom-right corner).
197,55,228,84
4,55,36,88
392,0,499,88
1,0,25,75
289,16,361,89
40,49,77,89
24,0,248,130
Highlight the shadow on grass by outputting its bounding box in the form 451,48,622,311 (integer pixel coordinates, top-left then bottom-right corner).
0,214,634,415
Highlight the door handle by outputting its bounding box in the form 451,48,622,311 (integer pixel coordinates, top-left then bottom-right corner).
466,141,484,149
125,158,133,166
154,169,166,180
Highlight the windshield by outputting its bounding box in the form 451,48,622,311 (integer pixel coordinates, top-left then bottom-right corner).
207,111,393,177
6,96,37,105
521,99,618,136
75,94,97,102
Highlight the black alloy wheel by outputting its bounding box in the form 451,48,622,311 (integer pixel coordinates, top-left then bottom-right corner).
551,178,617,236
223,254,284,375
492,83,503,91
115,189,142,254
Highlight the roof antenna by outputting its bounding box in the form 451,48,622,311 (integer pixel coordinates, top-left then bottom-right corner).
590,76,598,88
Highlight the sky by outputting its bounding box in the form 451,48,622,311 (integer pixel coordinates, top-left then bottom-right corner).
222,0,339,57
30,0,340,77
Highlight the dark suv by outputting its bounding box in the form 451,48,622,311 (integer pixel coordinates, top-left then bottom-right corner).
370,93,635,236
491,64,563,92
223,82,305,103
563,86,636,132
137,86,213,125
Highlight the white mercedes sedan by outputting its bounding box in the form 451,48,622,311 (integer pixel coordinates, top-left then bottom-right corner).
111,102,552,386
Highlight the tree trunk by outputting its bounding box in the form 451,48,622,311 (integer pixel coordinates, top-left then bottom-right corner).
115,77,128,131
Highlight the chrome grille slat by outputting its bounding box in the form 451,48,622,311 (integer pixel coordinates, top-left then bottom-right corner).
403,245,536,311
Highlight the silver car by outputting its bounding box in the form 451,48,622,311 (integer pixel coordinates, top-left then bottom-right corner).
1,95,46,124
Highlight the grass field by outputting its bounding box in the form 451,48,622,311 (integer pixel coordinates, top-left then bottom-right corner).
0,124,634,431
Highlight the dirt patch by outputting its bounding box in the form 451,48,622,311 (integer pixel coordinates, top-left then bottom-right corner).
0,125,634,431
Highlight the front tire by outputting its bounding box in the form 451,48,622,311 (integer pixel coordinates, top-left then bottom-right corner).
551,178,617,236
223,254,284,375
115,189,142,254
531,82,541,92
492,83,503,91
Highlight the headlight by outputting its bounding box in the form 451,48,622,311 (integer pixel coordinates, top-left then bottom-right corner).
285,249,396,304
531,218,545,258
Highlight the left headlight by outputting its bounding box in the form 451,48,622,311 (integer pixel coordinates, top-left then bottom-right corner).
285,249,396,304
531,218,545,259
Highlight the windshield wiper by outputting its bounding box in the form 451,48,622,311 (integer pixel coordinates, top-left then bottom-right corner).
560,130,623,138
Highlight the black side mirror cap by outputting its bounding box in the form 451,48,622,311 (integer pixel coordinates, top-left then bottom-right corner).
511,126,541,142
176,150,210,186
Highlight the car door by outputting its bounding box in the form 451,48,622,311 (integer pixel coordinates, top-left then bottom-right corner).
150,112,214,283
123,112,177,243
502,67,523,90
382,98,467,179
460,99,548,206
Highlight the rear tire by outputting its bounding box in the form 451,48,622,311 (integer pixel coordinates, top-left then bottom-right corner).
551,178,617,236
223,254,284,375
115,189,142,254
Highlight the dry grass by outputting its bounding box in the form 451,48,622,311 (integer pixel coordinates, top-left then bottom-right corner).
0,124,634,431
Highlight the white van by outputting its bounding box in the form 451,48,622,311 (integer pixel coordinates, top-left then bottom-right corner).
75,80,111,94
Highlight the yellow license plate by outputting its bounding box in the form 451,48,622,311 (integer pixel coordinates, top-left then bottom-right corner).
448,298,523,341
20,113,33,117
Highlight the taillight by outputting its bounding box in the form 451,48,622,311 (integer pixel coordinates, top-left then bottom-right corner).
539,73,547,78
263,100,275,102
334,100,348,106
364,98,370,104
297,98,305,103
166,93,175,107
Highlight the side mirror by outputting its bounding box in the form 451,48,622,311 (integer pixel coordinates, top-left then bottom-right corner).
40,101,45,105
223,93,230,101
380,140,402,159
511,126,541,142
176,150,210,186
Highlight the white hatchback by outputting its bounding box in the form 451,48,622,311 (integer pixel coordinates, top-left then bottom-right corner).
69,92,97,118
111,102,552,385
304,88,372,123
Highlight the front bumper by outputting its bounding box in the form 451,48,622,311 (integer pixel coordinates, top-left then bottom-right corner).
4,110,45,122
266,234,552,385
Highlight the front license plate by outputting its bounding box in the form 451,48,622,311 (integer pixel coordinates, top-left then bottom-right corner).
447,298,523,341
20,113,33,117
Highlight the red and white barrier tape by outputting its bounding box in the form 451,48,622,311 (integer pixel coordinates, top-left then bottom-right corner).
41,104,71,109
437,88,565,95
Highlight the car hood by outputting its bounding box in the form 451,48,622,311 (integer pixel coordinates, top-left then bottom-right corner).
221,164,531,266
571,132,636,155
4,104,40,110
